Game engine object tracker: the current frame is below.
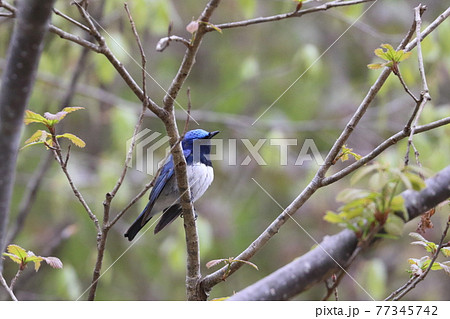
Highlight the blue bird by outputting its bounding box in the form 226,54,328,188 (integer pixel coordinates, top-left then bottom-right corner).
124,129,219,241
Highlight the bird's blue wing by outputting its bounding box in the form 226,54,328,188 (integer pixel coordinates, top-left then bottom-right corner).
146,155,175,213
124,148,193,241
146,148,191,209
183,148,193,165
124,155,175,241
147,148,191,210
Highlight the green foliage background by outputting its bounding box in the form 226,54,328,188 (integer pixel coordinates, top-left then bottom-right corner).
0,0,449,300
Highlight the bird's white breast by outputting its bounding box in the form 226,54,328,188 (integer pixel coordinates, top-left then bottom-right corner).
187,163,214,202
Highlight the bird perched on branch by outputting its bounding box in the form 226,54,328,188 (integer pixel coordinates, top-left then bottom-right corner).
124,129,219,241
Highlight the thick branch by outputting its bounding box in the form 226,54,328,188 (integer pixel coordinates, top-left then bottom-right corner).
0,0,56,273
228,166,450,300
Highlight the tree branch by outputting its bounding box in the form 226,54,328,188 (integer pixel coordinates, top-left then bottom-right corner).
0,273,18,301
404,4,433,167
206,0,376,32
321,117,450,186
227,166,450,300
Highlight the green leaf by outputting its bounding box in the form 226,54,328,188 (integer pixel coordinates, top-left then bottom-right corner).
2,253,22,264
56,133,86,148
367,63,384,69
7,244,27,260
397,171,412,190
24,110,48,126
350,165,378,185
409,232,439,253
425,242,437,254
374,48,388,60
21,141,48,150
408,257,420,265
26,255,44,272
423,259,442,271
441,247,450,258
384,214,404,237
323,211,344,224
336,188,372,203
409,232,428,242
381,43,394,51
341,205,366,219
398,50,412,62
404,172,426,190
390,195,407,220
369,44,412,69
25,130,51,144
62,106,85,114
369,172,387,191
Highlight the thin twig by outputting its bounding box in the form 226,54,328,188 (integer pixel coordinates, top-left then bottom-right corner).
414,5,431,96
392,214,450,300
183,88,193,137
206,0,376,32
156,35,191,52
0,273,17,301
49,137,101,234
396,69,419,102
49,25,101,52
8,268,22,291
52,8,91,33
0,0,16,17
385,274,418,301
322,117,450,186
404,4,432,167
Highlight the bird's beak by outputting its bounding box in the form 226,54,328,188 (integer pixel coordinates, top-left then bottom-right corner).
207,131,220,139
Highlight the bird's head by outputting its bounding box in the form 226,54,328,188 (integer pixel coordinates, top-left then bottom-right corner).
182,129,219,153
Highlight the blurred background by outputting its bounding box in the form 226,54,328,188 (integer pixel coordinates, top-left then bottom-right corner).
0,0,449,300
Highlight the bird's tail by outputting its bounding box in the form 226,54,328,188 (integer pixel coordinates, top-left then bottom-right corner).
154,204,183,234
124,202,153,241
